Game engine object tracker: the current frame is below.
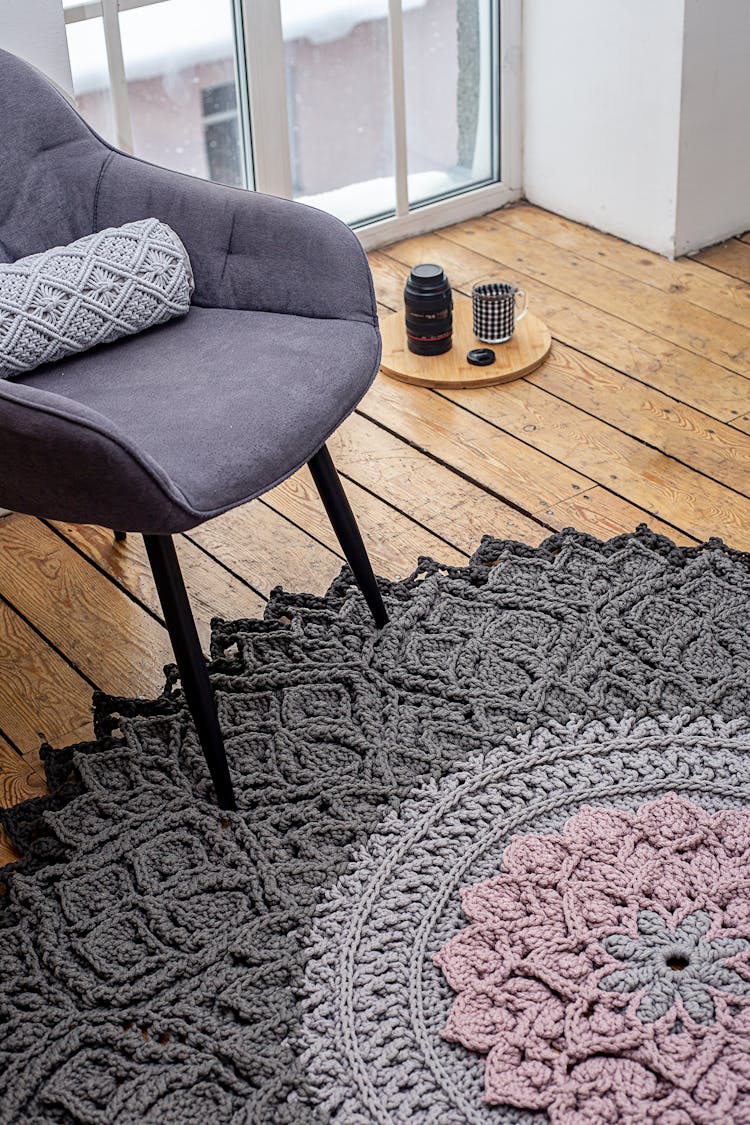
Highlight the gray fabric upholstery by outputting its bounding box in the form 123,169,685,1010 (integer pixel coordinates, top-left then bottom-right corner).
0,48,380,532
96,154,378,324
19,308,379,530
0,60,106,263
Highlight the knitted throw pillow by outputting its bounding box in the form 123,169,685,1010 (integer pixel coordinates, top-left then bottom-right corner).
0,218,194,379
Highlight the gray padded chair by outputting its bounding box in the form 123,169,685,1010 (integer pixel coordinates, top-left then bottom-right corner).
0,49,387,811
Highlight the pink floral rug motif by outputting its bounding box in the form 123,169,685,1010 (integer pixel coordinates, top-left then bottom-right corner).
435,795,750,1124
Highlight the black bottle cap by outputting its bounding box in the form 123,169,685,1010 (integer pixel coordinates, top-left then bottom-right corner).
467,347,496,366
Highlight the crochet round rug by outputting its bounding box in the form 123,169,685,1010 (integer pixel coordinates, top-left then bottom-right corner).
2,528,750,1124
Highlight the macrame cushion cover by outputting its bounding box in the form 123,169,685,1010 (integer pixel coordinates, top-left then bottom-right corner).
0,217,194,378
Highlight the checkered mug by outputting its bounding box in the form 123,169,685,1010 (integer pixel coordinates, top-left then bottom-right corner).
471,282,528,343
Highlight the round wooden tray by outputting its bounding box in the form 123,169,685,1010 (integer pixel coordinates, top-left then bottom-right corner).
379,298,551,389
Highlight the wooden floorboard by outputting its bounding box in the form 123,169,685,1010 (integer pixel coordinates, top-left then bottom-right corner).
438,377,750,547
330,412,551,549
523,346,750,496
1,201,749,836
0,732,45,806
495,203,750,329
0,597,94,753
0,515,172,698
53,521,267,647
695,239,750,284
263,463,468,573
444,216,750,377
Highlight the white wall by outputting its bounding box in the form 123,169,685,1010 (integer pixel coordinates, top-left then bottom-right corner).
522,0,685,256
0,0,72,93
522,0,750,257
674,0,750,255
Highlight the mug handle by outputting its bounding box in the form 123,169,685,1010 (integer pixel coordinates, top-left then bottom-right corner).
515,288,528,322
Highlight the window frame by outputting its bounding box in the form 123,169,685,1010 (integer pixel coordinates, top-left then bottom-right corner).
62,0,522,249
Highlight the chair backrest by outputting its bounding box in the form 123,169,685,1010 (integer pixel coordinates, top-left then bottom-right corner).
0,49,109,263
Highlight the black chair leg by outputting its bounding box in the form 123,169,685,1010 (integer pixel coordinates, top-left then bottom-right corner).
114,530,127,541
144,534,237,811
308,444,388,628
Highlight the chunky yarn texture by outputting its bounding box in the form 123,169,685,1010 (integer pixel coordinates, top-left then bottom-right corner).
0,217,193,377
2,528,750,1124
435,794,750,1122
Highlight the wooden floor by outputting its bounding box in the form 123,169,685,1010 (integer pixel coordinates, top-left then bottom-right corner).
2,203,750,863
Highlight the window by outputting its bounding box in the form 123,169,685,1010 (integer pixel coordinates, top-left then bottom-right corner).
62,0,520,248
63,0,250,186
402,0,497,206
202,83,243,188
281,1,396,224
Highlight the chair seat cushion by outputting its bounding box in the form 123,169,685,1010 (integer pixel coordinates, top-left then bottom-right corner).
19,305,380,521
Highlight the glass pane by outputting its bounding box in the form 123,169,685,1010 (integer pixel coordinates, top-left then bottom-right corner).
118,0,248,188
64,16,116,145
403,0,497,206
281,1,395,226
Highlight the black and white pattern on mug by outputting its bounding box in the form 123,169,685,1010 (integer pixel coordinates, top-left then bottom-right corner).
472,282,520,344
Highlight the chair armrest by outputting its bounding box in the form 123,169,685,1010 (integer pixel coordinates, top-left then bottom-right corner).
0,381,199,533
94,152,378,325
